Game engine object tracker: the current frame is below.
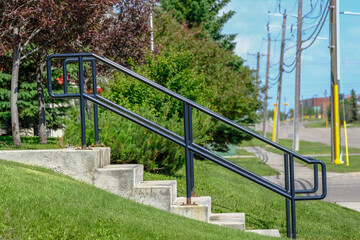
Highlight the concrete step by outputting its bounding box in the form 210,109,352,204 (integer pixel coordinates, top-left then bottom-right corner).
131,180,177,211
93,164,143,197
209,213,245,230
246,229,281,238
171,197,211,222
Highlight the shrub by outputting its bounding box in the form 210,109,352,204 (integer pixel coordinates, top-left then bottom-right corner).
63,104,213,175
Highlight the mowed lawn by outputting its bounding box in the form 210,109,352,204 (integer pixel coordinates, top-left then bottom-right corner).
0,159,273,240
145,156,360,240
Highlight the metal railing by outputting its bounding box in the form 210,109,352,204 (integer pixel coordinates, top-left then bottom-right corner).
47,53,327,239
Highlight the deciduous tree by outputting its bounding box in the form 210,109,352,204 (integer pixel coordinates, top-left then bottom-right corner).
0,0,154,144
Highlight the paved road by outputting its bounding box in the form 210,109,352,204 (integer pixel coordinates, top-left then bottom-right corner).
252,121,360,212
256,120,360,148
242,146,360,212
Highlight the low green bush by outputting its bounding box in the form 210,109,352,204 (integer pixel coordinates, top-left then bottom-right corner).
63,105,213,175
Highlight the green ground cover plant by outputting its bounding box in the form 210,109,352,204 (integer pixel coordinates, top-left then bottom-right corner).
144,158,360,240
0,160,271,240
0,136,61,150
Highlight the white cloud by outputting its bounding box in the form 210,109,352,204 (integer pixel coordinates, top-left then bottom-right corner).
234,36,254,56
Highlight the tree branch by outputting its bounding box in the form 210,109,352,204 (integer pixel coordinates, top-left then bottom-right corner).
20,46,42,60
21,27,41,51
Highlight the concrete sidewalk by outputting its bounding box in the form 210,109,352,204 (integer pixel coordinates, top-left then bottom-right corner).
242,146,360,213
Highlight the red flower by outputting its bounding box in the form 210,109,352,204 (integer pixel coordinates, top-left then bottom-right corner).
56,77,64,85
96,88,103,94
0,68,4,71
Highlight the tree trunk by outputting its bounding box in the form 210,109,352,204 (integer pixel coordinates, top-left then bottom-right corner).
37,55,47,144
11,44,22,146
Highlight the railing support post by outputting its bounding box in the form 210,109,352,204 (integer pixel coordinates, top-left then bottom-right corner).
284,153,291,238
62,61,68,94
78,56,86,149
91,60,99,145
183,102,194,204
289,153,297,239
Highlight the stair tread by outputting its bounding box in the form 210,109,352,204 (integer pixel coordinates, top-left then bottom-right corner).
173,196,211,206
246,229,281,238
102,164,142,169
136,180,177,188
210,213,245,223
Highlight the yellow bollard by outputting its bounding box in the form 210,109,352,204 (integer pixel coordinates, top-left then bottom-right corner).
344,120,349,166
272,103,277,142
333,84,342,164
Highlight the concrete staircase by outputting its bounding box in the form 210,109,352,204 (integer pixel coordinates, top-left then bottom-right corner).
0,148,280,238
92,155,280,237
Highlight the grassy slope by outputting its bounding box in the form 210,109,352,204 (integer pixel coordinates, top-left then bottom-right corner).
145,159,360,240
0,160,272,240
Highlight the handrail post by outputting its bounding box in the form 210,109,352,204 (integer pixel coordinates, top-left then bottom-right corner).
62,61,68,94
91,60,99,145
284,153,291,238
183,102,194,204
78,56,87,149
289,153,297,239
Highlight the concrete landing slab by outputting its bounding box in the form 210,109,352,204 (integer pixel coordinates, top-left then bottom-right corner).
171,197,211,222
246,229,281,237
210,213,245,230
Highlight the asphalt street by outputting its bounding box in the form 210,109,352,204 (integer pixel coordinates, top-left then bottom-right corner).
248,121,360,212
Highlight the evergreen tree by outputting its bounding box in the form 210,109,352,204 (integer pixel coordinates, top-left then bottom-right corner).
349,89,358,122
0,54,69,135
161,0,236,50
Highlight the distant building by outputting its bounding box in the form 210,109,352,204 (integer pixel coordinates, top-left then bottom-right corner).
301,94,345,118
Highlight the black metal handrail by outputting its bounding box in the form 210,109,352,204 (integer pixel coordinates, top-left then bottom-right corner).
47,53,327,239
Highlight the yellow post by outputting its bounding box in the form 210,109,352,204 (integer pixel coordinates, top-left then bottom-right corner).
272,103,277,142
344,120,349,166
333,84,341,164
326,116,328,128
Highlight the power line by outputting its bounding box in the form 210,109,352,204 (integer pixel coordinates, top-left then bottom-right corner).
301,6,329,51
302,0,330,43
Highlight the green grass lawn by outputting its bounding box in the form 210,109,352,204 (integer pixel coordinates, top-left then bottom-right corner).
261,138,360,172
313,155,360,172
145,158,360,240
305,120,360,128
0,136,61,150
304,120,327,128
238,133,360,173
0,160,272,240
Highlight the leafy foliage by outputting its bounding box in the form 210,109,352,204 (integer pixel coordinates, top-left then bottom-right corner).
161,0,236,50
152,13,262,151
109,50,209,117
63,105,213,175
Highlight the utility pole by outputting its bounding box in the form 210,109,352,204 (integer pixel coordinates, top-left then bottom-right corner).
262,35,271,137
330,0,341,164
324,89,328,128
275,10,287,143
293,0,303,151
256,52,260,83
247,52,265,79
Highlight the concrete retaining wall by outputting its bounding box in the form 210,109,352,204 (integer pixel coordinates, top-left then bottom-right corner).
0,147,110,184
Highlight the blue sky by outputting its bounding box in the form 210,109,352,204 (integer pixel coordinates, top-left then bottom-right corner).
221,0,360,112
